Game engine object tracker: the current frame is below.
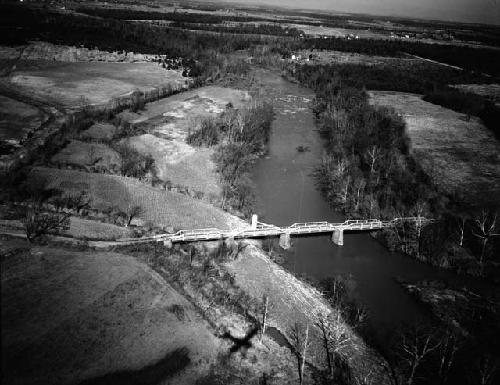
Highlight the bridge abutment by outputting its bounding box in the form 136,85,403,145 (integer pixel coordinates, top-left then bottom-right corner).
279,233,291,250
332,229,344,246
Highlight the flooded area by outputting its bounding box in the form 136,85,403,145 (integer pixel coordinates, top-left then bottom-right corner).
251,71,478,340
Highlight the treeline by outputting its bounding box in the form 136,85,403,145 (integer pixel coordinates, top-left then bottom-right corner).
292,64,443,255
423,89,500,139
187,102,274,217
75,6,265,24
295,37,500,77
295,62,499,139
170,22,305,38
296,62,489,95
0,4,284,63
292,63,500,275
0,4,289,86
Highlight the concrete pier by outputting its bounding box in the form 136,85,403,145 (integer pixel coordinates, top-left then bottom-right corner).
332,229,344,246
163,239,173,248
279,233,291,250
251,214,258,230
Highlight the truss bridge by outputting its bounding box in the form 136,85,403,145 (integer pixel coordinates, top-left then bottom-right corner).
116,216,432,249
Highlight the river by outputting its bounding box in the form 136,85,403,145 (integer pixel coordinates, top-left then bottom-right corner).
250,70,473,342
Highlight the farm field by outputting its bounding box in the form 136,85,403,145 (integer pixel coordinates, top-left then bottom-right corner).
0,61,188,110
368,91,500,205
451,83,500,106
126,134,221,197
0,94,48,144
0,239,221,385
30,167,247,231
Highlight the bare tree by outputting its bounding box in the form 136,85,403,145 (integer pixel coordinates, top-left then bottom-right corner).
125,204,143,227
436,329,461,385
400,325,441,385
317,315,334,377
289,322,310,385
354,177,366,211
366,145,381,173
316,308,355,380
21,189,89,243
471,210,499,274
340,176,351,204
411,201,430,241
260,294,270,342
476,354,498,385
454,214,467,247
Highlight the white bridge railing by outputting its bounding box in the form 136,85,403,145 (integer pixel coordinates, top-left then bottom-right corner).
114,216,432,246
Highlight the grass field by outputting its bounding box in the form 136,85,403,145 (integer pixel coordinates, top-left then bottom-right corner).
31,167,247,231
0,62,187,109
65,217,133,240
118,86,250,197
451,83,500,106
0,94,47,143
125,134,221,196
369,91,500,205
51,140,121,173
1,238,222,385
80,122,117,141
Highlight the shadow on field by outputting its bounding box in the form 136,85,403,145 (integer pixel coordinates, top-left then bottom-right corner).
77,347,190,385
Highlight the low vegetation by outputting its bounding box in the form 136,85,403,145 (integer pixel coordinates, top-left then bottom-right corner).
112,142,156,179
423,89,500,139
187,101,274,217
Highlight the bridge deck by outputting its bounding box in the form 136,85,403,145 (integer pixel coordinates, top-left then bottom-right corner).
115,217,430,245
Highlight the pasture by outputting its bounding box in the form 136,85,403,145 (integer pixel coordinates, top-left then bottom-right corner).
31,167,247,231
1,239,221,385
0,62,188,109
369,91,500,205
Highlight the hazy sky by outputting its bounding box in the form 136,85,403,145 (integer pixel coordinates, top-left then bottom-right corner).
218,0,500,25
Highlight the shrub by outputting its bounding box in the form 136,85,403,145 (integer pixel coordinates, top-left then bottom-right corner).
186,117,220,146
113,143,155,179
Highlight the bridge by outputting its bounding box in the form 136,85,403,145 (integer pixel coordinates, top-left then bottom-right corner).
116,216,432,249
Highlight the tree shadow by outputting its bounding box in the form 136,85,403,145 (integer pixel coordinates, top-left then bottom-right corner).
77,347,190,385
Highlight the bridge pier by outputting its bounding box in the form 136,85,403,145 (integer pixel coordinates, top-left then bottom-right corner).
331,229,344,246
225,236,236,249
251,214,258,230
163,239,173,249
279,233,291,250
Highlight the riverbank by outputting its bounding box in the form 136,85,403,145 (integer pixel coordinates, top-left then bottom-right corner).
227,242,391,384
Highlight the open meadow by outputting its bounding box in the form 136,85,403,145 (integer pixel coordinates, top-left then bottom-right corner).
31,167,247,231
1,237,222,385
368,91,500,205
0,61,188,110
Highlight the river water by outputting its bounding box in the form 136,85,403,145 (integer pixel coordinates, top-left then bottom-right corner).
251,71,471,341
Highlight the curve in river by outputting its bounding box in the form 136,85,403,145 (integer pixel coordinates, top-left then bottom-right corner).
251,70,476,342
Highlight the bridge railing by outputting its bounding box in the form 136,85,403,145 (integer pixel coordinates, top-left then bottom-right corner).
112,216,434,245
289,221,337,228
